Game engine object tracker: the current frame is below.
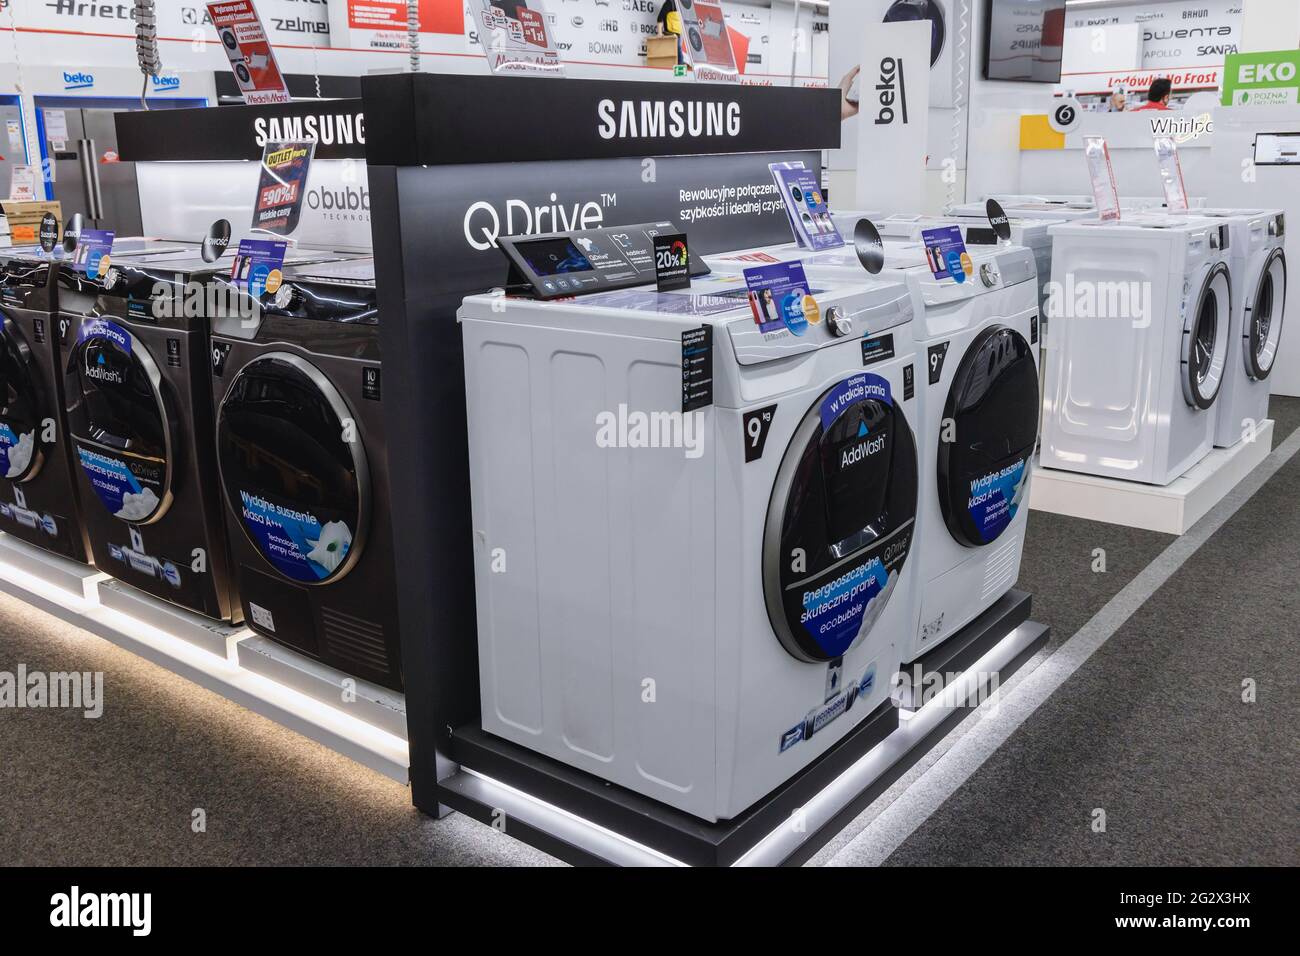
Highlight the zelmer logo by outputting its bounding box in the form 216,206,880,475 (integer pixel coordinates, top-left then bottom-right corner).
64,71,94,91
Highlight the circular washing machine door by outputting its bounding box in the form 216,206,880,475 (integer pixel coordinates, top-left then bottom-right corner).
64,318,173,524
1244,248,1286,381
217,352,370,586
1182,263,1232,410
763,372,918,663
883,0,946,67
938,326,1039,547
0,320,48,483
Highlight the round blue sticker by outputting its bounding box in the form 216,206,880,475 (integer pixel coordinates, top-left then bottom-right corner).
248,264,271,298
781,292,808,336
84,250,103,279
945,250,966,284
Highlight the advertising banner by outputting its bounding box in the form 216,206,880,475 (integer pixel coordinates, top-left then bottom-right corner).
207,1,292,105
678,0,740,83
468,0,564,76
1221,50,1300,106
252,140,315,237
328,0,466,54
853,20,930,217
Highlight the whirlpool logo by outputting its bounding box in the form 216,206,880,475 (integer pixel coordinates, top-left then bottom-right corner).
462,193,611,252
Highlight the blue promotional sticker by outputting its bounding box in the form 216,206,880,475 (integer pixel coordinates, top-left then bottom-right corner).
969,457,1029,543
819,371,892,430
229,239,287,294
920,225,971,283
239,489,351,582
76,447,162,521
79,317,132,351
0,422,35,480
75,229,115,279
742,261,812,335
799,559,890,659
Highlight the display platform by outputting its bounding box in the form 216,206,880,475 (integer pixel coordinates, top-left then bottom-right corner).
0,533,409,782
1029,420,1274,535
438,590,1048,867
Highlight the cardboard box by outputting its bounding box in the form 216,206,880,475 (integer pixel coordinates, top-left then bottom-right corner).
646,34,679,68
0,201,61,246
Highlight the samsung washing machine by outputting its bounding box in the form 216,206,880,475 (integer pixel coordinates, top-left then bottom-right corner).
707,232,1040,663
460,271,920,822
1189,209,1286,448
1040,213,1233,485
210,257,403,691
0,246,93,562
57,248,254,619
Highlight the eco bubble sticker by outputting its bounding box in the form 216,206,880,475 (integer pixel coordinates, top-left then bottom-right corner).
76,446,163,522
0,423,37,481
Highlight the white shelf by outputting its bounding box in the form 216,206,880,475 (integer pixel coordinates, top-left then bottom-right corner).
1029,420,1274,535
0,534,410,783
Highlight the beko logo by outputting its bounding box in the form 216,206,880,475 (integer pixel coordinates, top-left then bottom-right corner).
64,70,94,90
841,433,886,468
253,113,365,147
463,194,607,251
875,57,907,125
597,98,741,140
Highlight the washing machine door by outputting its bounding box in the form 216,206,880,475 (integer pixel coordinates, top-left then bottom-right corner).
217,352,370,585
1182,262,1232,409
938,326,1039,547
883,0,946,67
0,317,48,483
1244,248,1286,381
764,371,918,663
64,318,173,524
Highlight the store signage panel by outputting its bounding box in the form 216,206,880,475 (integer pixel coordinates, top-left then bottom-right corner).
1222,50,1300,107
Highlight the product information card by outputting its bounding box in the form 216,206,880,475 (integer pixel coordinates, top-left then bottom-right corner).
770,162,843,251
742,261,815,336
919,225,972,283
74,229,115,279
229,238,287,298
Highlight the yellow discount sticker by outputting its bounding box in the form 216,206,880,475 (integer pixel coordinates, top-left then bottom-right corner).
264,269,284,295
97,255,111,277
960,252,974,278
802,294,822,325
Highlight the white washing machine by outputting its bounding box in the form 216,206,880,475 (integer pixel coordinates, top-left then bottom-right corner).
949,195,1207,220
459,272,921,822
1190,209,1286,448
706,237,1040,664
1041,213,1233,484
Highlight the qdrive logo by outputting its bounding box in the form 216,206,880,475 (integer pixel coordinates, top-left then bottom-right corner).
63,70,94,91
462,193,608,251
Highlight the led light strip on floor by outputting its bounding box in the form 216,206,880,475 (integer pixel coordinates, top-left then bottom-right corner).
0,533,409,783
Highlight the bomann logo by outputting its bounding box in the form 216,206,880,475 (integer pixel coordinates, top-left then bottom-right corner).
306,185,370,220
463,194,609,252
597,98,741,139
874,57,907,125
63,70,94,91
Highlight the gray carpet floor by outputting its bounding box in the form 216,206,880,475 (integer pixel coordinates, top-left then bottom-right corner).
1,399,1297,866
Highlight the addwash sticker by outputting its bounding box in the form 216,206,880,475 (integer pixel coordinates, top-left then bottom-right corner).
239,489,351,583
968,456,1029,544
742,261,815,336
920,225,972,283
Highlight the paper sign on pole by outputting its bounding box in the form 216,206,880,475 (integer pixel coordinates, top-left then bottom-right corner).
854,20,930,217
677,0,739,83
1084,136,1121,222
468,0,563,76
8,165,36,202
252,140,315,238
207,1,291,105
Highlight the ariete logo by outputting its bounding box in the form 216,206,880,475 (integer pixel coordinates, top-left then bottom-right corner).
63,71,94,91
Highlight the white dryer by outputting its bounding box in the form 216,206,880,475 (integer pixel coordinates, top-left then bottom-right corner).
706,236,1040,664
1041,214,1233,484
459,271,921,822
1190,209,1286,448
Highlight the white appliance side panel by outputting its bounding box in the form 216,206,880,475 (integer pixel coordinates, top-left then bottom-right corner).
1043,241,1171,478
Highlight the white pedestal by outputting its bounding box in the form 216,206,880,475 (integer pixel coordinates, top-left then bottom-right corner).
0,533,410,782
1029,420,1274,535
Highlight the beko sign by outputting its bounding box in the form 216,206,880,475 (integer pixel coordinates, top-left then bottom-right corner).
597,98,741,140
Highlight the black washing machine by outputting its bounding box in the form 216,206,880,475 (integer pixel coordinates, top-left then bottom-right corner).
210,257,402,690
0,247,92,562
59,249,247,619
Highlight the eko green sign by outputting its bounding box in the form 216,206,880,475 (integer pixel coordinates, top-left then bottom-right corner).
1222,50,1300,107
